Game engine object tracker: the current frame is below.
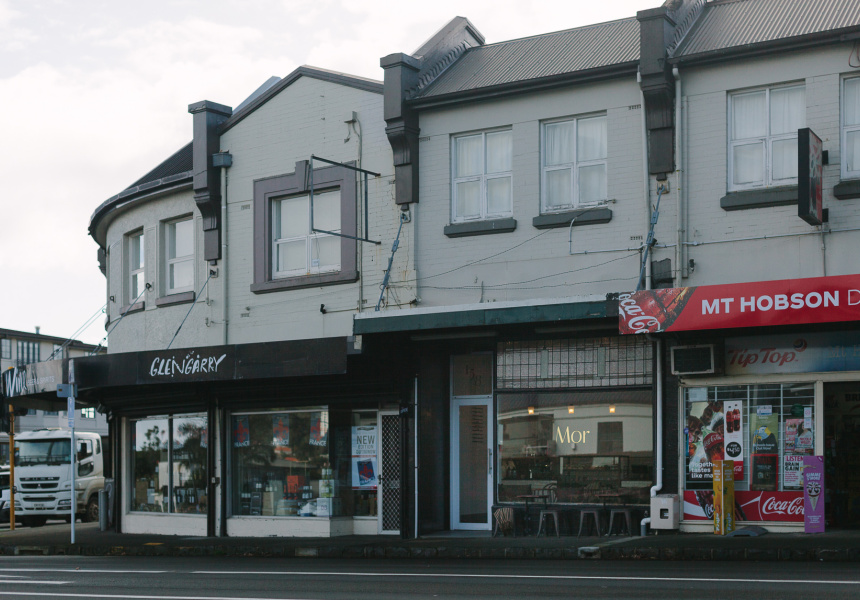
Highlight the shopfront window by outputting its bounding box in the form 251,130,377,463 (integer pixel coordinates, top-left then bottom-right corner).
231,408,341,517
497,389,653,504
131,414,208,513
684,383,814,492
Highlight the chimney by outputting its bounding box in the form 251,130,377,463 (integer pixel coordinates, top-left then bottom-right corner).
35,326,40,335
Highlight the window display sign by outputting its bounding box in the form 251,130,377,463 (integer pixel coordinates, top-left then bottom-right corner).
784,454,804,489
798,127,824,226
233,416,250,447
619,274,860,334
751,411,779,491
726,332,860,375
351,426,377,490
713,460,735,535
686,399,741,485
803,456,825,533
684,490,804,522
724,400,744,479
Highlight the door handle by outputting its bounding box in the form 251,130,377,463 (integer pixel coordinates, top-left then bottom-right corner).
488,448,493,475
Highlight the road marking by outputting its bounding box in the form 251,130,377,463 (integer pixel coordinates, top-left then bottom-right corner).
191,570,860,585
0,581,70,585
0,569,167,574
0,593,314,600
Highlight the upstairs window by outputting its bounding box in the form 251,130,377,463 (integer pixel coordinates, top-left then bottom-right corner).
542,115,607,212
166,218,194,295
452,129,512,222
17,340,39,366
1,338,10,360
272,190,341,278
128,230,145,302
729,84,805,191
843,76,860,179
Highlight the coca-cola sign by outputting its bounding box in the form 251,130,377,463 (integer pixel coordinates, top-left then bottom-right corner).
684,491,804,522
619,274,860,334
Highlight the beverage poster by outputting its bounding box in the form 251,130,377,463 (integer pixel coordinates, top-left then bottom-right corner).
803,456,825,533
686,398,730,487
351,426,377,490
685,490,804,522
723,400,744,480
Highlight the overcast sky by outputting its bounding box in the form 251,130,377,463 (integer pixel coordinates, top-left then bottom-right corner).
0,0,659,346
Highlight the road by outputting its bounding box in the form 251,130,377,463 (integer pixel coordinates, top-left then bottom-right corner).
0,556,857,600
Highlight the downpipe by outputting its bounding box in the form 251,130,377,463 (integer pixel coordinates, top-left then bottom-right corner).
641,338,663,536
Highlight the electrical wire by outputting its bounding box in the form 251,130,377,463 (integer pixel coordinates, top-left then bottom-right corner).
166,270,214,350
90,285,150,355
415,274,637,292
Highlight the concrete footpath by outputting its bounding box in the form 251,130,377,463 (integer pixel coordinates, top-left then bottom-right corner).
2,523,860,561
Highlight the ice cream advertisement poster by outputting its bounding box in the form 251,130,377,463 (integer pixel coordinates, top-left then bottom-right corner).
803,456,825,533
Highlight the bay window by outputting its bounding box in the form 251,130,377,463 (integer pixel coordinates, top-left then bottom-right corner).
542,115,607,211
452,129,512,221
729,84,805,190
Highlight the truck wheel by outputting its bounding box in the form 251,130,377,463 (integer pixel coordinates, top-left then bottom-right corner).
22,516,47,528
82,496,99,523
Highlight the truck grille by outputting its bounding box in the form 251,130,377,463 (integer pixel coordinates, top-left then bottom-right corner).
20,477,60,491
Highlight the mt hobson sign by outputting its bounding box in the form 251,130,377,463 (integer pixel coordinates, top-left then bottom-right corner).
619,274,860,335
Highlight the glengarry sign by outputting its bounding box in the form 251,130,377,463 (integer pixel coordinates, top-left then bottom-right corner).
620,274,860,334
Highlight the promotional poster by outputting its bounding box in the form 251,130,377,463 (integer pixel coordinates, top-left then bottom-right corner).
713,460,735,535
684,490,804,522
686,395,741,486
803,456,825,533
351,426,378,490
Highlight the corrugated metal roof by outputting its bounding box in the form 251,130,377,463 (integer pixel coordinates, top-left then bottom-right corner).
415,18,640,99
676,0,860,58
128,142,193,188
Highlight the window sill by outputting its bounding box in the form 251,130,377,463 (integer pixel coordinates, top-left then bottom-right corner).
251,269,358,294
532,207,612,229
720,186,797,211
833,180,860,200
155,291,196,307
118,301,145,316
444,218,517,238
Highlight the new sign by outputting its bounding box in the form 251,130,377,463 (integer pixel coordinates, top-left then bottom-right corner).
619,274,860,334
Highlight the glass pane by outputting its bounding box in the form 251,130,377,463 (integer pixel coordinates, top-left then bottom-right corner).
275,239,307,274
770,86,805,135
846,78,860,126
231,409,332,517
171,220,193,259
846,130,860,173
459,404,488,524
577,116,607,161
578,163,606,204
455,180,481,219
452,354,493,396
132,272,144,299
173,416,208,514
732,91,766,139
132,418,169,512
456,135,483,177
275,197,307,239
170,258,194,290
545,121,575,166
486,176,511,215
310,235,340,271
486,130,512,173
130,234,143,271
732,142,764,185
312,191,341,233
545,168,572,209
772,138,798,181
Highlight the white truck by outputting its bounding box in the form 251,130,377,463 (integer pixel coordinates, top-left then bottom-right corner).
13,429,105,527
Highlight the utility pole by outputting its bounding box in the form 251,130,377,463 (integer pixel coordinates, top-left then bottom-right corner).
8,403,14,531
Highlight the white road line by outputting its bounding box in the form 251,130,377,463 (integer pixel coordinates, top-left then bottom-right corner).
0,593,313,600
0,569,167,574
0,581,70,585
191,570,860,585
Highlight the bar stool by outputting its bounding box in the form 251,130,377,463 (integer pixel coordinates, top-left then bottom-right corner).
608,507,633,536
537,508,560,537
578,508,602,536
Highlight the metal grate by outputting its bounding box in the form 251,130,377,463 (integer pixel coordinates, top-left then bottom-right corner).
380,413,401,532
497,336,652,389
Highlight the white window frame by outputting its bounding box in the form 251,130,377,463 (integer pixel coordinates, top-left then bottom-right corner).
127,230,145,302
165,218,194,295
1,338,10,360
451,128,513,223
540,114,608,213
728,83,805,192
842,75,860,180
271,191,341,279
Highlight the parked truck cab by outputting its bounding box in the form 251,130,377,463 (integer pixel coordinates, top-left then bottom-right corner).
13,429,105,527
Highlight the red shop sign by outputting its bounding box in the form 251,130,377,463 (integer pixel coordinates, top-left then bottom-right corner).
619,274,860,334
684,490,804,522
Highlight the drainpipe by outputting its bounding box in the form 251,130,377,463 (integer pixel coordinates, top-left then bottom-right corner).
641,338,663,536
638,69,651,290
673,67,687,280
221,166,229,345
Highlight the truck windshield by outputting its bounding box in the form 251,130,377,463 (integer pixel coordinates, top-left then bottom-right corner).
15,440,71,466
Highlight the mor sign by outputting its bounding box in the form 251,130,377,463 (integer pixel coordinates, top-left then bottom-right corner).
619,274,860,334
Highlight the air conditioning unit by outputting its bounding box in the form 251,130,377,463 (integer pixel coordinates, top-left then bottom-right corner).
670,344,721,375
